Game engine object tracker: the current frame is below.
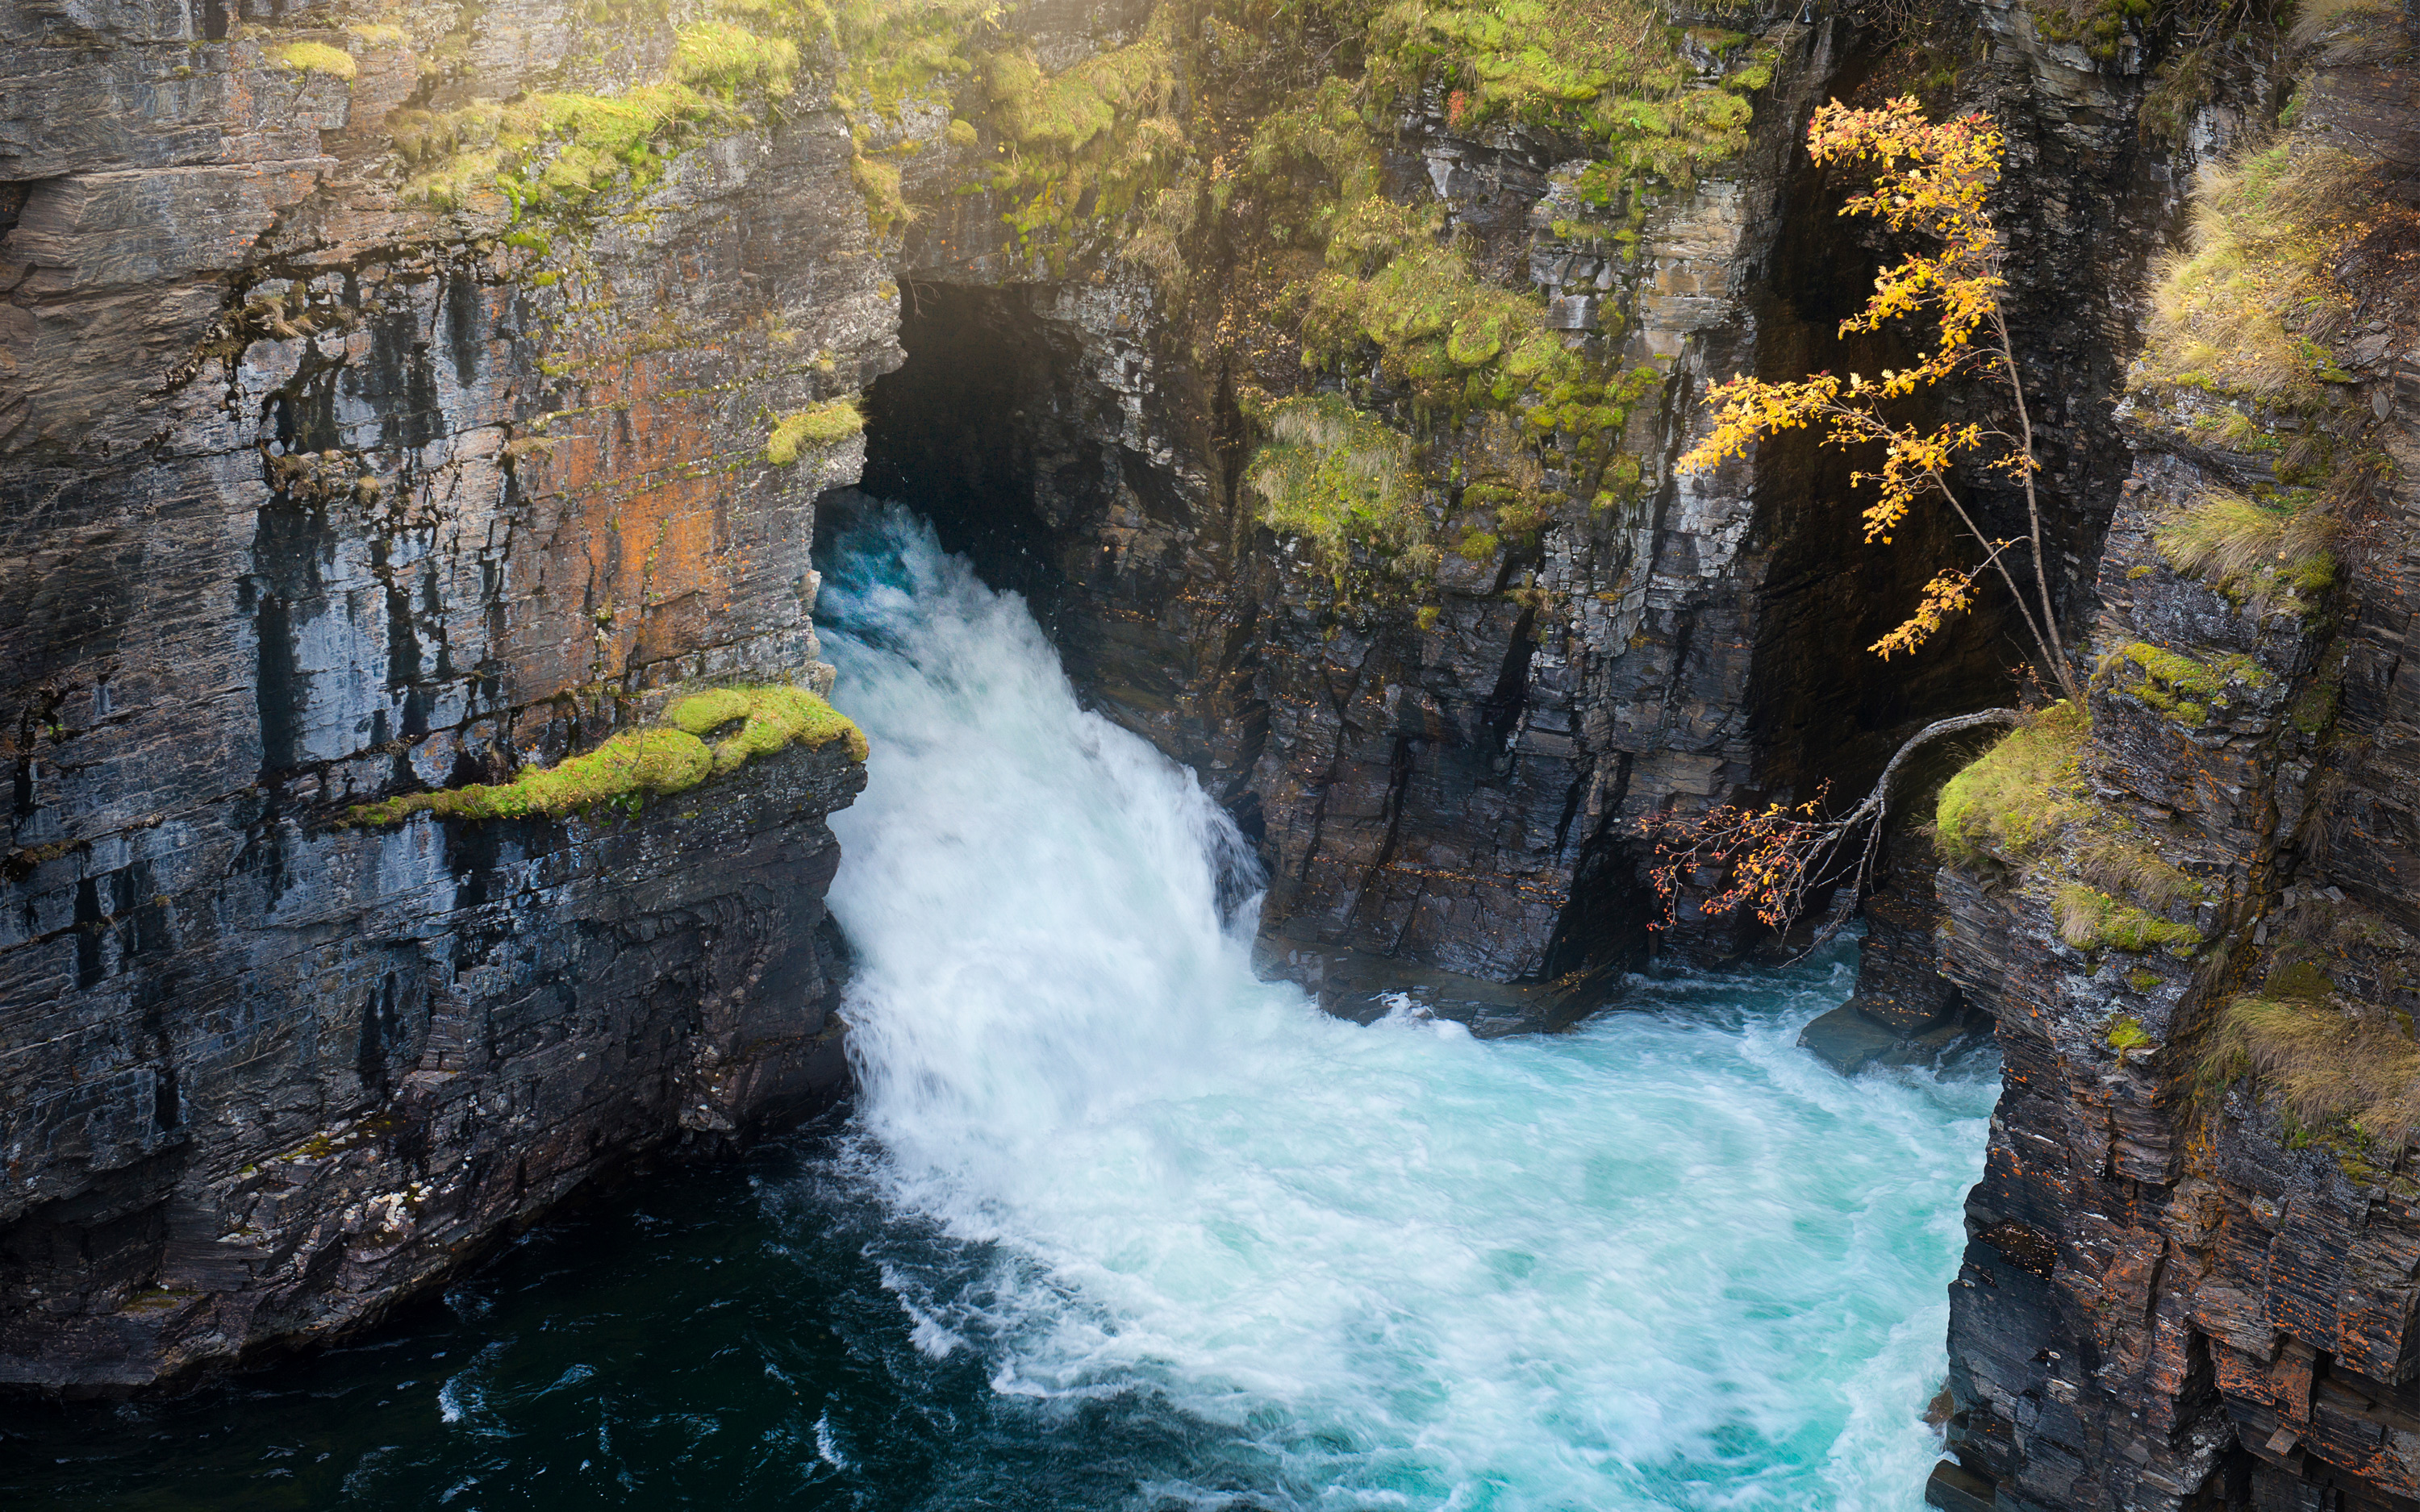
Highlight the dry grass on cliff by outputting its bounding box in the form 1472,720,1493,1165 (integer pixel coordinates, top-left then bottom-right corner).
2138,134,2406,402
2073,835,2201,911
2206,992,2420,1149
2155,489,2337,615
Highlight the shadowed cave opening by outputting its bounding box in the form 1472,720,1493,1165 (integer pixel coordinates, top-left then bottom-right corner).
856,283,1085,636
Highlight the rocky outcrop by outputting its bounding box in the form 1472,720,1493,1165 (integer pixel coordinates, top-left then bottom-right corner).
1930,7,2420,1504
1,0,885,1387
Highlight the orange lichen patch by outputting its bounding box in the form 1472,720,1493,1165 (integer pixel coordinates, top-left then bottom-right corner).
499,333,790,701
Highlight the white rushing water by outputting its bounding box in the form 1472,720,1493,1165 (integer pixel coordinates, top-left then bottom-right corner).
814,499,1996,1511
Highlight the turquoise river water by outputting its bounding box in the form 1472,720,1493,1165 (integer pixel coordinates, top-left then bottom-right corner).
3,502,1997,1510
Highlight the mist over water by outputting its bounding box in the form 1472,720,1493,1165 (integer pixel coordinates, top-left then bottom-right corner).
2,500,1996,1512
813,498,1998,1510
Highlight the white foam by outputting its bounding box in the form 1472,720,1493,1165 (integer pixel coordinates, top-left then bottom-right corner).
816,502,1996,1510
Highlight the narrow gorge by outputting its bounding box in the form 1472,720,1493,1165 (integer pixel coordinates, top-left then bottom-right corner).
1,0,2414,1502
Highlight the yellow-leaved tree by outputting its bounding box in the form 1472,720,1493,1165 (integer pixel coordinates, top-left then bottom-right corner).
1679,96,2080,703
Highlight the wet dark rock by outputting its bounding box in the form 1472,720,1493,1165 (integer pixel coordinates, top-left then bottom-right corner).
1,0,885,1389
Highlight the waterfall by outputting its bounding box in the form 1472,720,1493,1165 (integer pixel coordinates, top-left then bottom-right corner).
812,498,1998,1510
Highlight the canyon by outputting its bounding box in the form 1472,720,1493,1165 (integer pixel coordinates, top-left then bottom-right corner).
2,0,2416,1505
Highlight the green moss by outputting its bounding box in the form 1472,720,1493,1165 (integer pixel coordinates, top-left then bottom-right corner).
2127,968,2163,993
2106,1014,2153,1053
1934,702,2091,866
1362,0,1770,194
670,683,870,773
2026,0,2151,60
396,6,817,218
2055,883,2203,956
272,40,358,78
2099,642,2272,726
766,398,864,464
348,684,865,827
1244,394,1423,582
2289,678,2340,737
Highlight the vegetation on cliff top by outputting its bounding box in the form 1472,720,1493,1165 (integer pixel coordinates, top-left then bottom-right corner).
347,685,864,827
1933,702,2091,867
912,0,1775,593
2130,22,2413,516
393,0,814,217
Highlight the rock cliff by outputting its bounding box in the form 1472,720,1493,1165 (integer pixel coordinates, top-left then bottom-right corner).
8,11,2420,1512
2,0,882,1387
1926,4,2420,1506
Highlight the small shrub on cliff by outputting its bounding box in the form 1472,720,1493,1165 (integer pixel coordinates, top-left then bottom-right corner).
1933,702,2090,866
1677,98,2081,701
766,399,865,464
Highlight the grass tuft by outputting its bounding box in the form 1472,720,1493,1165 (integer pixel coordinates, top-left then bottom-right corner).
2154,489,2335,616
2135,138,2397,403
2075,834,2202,910
2206,992,2420,1152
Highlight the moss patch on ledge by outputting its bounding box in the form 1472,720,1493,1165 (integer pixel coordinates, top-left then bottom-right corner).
272,40,360,79
2055,883,2203,956
766,398,864,464
2098,642,2272,727
1245,394,1424,582
346,685,866,827
1934,702,2092,867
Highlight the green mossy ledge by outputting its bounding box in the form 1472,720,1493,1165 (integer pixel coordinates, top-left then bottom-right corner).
2055,883,2205,957
1934,702,2091,867
344,685,868,827
766,398,865,464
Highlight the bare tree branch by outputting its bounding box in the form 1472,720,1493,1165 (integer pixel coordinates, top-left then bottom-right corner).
1638,708,2023,953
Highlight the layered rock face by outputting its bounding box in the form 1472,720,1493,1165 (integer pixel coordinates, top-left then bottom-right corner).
1,0,882,1387
1930,9,2420,1506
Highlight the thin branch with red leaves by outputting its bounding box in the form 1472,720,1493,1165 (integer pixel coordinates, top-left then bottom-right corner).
1638,708,2022,952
